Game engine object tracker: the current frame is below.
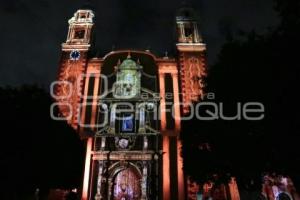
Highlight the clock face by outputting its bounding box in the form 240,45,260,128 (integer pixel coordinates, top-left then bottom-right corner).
70,50,80,60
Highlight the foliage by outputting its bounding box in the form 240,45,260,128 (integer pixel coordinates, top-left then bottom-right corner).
0,85,84,198
181,0,300,189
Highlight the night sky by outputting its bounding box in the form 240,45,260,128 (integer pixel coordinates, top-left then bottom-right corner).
1,0,278,87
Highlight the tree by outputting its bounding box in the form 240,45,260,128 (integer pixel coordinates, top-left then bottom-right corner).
181,0,300,190
0,85,84,198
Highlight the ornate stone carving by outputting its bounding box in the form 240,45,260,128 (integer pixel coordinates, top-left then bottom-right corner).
56,58,85,126
93,151,154,161
188,57,205,100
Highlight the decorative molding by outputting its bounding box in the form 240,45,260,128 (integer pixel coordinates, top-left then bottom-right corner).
176,43,206,52
62,44,90,51
93,151,154,161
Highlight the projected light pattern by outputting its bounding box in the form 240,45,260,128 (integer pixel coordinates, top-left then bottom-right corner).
113,169,141,200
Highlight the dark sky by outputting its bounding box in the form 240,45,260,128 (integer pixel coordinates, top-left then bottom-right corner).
0,0,278,87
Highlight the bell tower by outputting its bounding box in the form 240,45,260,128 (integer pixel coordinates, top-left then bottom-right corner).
64,9,94,47
176,6,206,114
55,9,95,127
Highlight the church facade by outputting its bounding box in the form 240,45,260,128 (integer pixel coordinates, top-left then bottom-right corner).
53,7,237,200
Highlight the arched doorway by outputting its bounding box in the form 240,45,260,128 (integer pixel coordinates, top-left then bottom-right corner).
112,167,142,200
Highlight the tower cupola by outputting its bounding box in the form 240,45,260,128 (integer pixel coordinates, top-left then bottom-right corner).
176,5,202,43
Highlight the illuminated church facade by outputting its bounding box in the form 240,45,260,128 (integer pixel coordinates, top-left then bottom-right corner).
54,6,239,200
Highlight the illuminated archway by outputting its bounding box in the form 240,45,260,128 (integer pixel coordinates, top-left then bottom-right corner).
113,168,141,200
105,162,143,200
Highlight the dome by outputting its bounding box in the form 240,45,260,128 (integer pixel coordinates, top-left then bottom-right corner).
120,59,136,69
119,57,141,70
176,4,197,21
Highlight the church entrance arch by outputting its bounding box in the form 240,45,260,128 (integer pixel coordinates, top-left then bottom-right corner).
107,162,142,200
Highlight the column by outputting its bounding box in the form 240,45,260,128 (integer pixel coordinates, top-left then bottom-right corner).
193,22,200,43
171,73,181,132
82,138,93,200
108,179,113,199
84,24,88,41
163,136,170,200
109,104,116,133
141,162,148,200
143,136,148,150
67,26,71,42
138,104,146,133
159,72,170,200
95,161,103,200
100,137,106,150
70,27,75,41
179,23,185,42
79,74,91,130
229,177,241,200
90,74,100,129
159,73,166,131
176,139,185,200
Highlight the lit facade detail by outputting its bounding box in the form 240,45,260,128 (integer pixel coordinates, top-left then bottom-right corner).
262,175,299,200
53,7,238,200
176,7,207,114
